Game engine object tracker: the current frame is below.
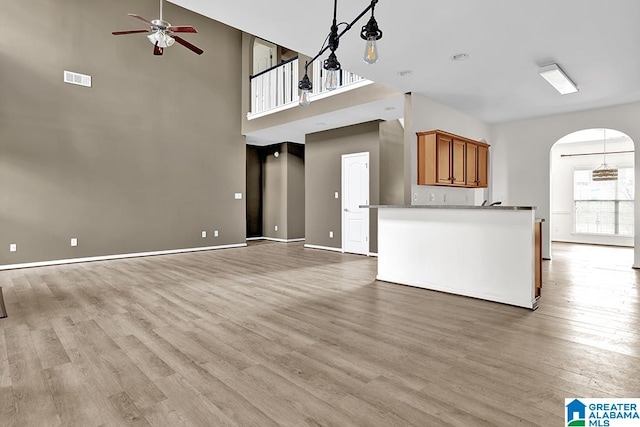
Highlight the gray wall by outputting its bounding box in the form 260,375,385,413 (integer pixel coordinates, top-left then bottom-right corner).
262,144,287,239
286,143,305,239
305,122,380,252
0,0,245,265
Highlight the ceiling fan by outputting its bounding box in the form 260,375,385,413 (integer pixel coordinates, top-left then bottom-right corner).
112,0,204,56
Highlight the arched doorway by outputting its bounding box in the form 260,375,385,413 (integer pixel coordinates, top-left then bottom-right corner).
550,128,635,262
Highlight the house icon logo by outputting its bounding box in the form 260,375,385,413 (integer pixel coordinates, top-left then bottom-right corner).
566,399,587,426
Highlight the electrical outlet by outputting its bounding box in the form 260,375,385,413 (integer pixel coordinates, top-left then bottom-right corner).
9,243,17,252
201,231,207,238
234,193,242,200
274,225,278,232
214,230,219,237
71,238,78,247
334,192,339,199
429,193,435,202
414,193,418,202
329,231,334,238
444,194,448,203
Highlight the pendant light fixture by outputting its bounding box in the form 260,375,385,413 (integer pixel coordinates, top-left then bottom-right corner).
298,64,313,107
360,2,382,64
298,0,383,106
592,129,619,181
324,0,341,91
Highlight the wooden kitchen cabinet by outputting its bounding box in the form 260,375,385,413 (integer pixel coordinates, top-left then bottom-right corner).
417,129,489,188
465,142,489,187
477,144,488,187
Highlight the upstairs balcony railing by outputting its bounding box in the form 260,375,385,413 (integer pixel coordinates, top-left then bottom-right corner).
248,56,372,119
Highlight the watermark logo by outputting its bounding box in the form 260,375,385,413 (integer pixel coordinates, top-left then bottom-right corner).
565,398,640,427
567,399,587,426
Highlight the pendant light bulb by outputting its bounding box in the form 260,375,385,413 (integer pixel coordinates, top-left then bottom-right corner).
363,36,379,64
299,89,311,107
323,52,341,91
325,69,339,91
298,69,313,107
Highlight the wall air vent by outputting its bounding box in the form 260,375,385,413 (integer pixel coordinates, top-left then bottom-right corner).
63,70,92,88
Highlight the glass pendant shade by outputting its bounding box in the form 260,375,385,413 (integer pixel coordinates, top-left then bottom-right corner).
299,89,311,107
363,36,379,64
325,69,339,91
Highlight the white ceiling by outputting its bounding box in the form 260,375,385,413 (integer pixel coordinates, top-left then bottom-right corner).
169,0,640,127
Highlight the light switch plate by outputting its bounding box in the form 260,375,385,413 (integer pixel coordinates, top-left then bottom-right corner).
71,238,78,247
334,192,339,199
274,225,278,232
9,243,17,252
329,231,334,238
234,193,242,200
201,231,207,238
214,230,219,237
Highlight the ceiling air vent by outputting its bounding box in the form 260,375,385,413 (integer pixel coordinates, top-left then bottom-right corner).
63,70,92,88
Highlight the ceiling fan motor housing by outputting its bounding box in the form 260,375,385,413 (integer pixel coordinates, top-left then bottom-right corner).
151,19,171,30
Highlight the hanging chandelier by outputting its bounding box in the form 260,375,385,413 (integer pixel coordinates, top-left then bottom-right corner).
298,0,383,106
592,129,619,181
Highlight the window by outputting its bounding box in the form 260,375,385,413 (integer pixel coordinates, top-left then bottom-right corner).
573,168,634,236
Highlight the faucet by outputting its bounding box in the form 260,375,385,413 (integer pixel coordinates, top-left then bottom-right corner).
481,200,488,206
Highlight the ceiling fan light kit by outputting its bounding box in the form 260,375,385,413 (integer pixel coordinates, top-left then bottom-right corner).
298,0,383,106
112,0,204,56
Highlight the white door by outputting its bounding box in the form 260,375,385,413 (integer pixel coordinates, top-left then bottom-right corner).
253,40,276,74
342,152,370,255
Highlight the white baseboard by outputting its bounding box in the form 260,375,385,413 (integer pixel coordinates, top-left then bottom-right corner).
0,243,247,271
247,237,305,243
304,244,343,253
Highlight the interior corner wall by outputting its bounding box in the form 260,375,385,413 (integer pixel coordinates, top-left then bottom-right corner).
379,120,405,205
407,94,491,206
490,102,640,263
259,142,305,240
306,122,380,252
0,1,245,266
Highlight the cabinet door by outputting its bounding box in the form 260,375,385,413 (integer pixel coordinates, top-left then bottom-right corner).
465,142,478,187
451,139,466,185
477,145,488,187
436,135,452,184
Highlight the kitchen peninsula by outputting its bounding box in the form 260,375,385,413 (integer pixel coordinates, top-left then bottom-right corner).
364,205,542,310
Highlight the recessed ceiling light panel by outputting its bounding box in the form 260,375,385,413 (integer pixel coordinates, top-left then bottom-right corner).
539,63,578,95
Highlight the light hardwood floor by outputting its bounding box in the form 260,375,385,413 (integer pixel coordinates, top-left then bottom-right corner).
0,241,638,426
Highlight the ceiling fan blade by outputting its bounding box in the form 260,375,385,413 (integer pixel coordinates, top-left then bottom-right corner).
154,42,164,56
173,36,204,55
112,29,150,35
127,13,153,26
168,26,197,33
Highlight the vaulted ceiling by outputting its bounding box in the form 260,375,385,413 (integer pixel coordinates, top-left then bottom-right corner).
170,0,640,125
